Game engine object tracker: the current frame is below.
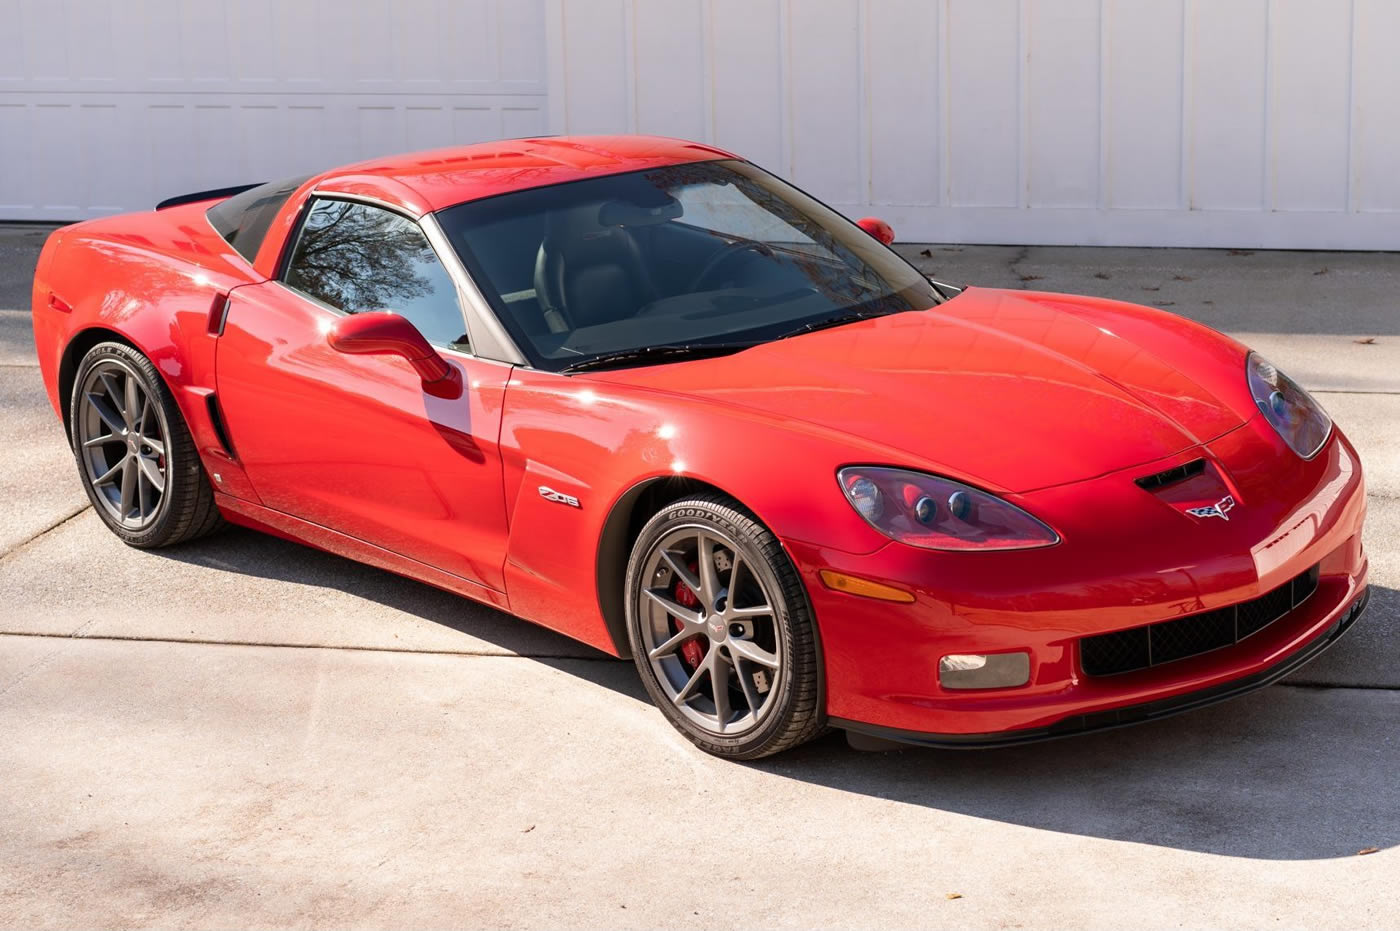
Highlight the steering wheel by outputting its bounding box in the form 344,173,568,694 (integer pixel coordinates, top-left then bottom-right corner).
688,239,771,292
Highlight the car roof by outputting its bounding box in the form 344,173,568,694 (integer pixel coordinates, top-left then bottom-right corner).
311,135,738,215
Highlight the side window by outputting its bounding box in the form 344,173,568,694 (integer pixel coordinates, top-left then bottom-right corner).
283,198,469,348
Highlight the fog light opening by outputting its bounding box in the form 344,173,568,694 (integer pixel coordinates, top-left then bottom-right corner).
939,651,1031,690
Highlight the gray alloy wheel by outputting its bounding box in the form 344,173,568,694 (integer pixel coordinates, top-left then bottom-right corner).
76,357,169,530
69,342,224,548
625,493,825,758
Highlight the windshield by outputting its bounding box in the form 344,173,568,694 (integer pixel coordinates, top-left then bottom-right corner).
436,159,943,371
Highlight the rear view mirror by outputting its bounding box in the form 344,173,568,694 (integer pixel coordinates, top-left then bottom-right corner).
327,311,462,397
856,216,895,246
598,198,683,227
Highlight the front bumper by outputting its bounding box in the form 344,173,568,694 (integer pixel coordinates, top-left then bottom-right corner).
791,417,1369,741
833,585,1368,749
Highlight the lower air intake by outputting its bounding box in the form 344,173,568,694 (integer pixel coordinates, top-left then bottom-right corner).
1080,565,1321,677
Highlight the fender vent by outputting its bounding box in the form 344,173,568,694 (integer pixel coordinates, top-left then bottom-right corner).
205,393,237,459
1135,458,1207,491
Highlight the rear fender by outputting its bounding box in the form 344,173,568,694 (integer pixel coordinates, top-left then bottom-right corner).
38,214,263,501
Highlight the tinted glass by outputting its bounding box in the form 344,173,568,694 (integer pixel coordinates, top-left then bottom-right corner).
206,175,310,262
283,199,468,348
436,159,941,371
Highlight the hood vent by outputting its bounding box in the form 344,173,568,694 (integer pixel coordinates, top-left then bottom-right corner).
1135,458,1207,491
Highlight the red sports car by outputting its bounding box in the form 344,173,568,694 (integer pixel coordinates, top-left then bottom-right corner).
31,135,1368,758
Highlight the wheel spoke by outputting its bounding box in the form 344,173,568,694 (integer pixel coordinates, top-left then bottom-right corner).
710,652,732,732
137,454,165,494
93,458,126,487
97,370,123,406
141,434,166,457
728,637,779,669
85,392,126,435
733,654,764,717
649,624,702,661
118,458,137,518
135,395,152,435
643,588,702,627
83,432,122,449
728,604,773,619
729,552,745,597
137,464,148,517
697,533,722,605
658,547,702,599
123,372,140,428
673,657,709,706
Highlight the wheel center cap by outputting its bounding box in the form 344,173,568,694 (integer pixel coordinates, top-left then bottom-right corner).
708,618,727,639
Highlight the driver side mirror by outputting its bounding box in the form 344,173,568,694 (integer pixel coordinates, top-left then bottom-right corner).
327,311,462,398
856,216,895,246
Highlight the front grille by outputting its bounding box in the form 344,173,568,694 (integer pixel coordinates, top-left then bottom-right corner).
1080,565,1321,676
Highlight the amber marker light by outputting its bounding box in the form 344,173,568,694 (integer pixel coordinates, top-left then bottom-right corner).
818,570,916,604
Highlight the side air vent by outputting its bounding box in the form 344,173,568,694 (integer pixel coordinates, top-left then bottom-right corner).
205,393,237,459
1135,458,1207,491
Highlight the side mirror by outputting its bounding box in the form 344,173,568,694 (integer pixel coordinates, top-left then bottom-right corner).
856,216,895,246
327,311,461,397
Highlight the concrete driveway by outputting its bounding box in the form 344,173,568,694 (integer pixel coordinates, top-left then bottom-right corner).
2,227,1397,928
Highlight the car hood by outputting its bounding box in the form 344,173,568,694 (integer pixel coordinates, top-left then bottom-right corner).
590,288,1248,493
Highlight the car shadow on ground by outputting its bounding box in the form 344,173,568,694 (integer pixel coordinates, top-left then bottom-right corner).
155,529,1399,862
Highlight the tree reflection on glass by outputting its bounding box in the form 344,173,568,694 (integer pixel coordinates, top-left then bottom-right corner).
286,200,435,313
285,199,468,346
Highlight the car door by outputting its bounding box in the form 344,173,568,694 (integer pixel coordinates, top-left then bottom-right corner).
214,195,512,592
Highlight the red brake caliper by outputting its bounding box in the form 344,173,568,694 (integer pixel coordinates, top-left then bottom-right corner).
672,563,706,669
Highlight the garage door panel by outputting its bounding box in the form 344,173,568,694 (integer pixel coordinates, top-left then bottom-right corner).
1352,0,1400,213
1271,0,1351,213
1,0,546,221
1189,0,1268,211
0,104,31,212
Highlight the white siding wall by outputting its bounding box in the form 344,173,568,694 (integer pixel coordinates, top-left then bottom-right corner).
2,0,1397,249
546,0,1400,249
0,0,547,221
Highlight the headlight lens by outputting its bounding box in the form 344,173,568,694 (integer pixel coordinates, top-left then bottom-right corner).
837,467,1059,551
1246,353,1332,459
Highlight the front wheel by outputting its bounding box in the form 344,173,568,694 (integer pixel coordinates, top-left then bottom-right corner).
624,493,825,759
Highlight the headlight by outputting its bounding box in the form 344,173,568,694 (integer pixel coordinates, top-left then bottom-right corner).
837,467,1059,551
1246,353,1332,459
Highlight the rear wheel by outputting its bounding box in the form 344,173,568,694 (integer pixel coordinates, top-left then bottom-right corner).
69,342,223,548
625,493,824,759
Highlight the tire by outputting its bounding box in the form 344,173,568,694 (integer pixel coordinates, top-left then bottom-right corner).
624,492,824,759
68,341,224,548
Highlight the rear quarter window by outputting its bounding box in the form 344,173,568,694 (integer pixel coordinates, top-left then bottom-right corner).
206,175,310,262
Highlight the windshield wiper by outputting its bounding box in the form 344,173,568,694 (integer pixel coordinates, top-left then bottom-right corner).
561,342,756,373
773,309,896,341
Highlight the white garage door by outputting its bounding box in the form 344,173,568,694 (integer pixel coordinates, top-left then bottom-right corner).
3,0,1399,250
547,0,1400,250
0,0,547,222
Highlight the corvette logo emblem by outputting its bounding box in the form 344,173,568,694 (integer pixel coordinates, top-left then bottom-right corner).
1186,496,1236,521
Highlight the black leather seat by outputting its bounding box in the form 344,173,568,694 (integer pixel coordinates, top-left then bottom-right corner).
533,206,658,332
